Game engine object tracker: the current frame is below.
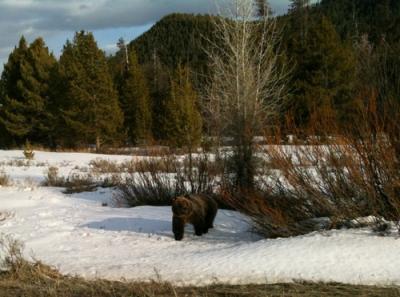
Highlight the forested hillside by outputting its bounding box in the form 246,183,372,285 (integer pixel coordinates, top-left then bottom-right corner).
132,14,215,81
0,0,399,149
316,0,400,43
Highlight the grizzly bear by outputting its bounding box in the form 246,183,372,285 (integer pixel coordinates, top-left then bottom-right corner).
172,194,218,241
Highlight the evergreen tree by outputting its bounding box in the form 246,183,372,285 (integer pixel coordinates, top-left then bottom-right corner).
284,14,356,126
142,52,170,141
0,36,56,146
317,0,400,43
289,0,311,46
163,65,202,148
57,31,123,150
120,49,152,145
0,67,10,147
0,36,29,145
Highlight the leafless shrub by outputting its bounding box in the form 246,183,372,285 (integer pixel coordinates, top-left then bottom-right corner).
63,173,97,194
116,154,221,207
99,174,122,188
219,89,400,238
132,158,180,174
42,166,66,187
220,189,311,238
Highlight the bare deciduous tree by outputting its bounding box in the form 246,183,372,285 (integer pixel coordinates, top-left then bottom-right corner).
205,0,288,189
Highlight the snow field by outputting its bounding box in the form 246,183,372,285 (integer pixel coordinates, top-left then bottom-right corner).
0,150,400,286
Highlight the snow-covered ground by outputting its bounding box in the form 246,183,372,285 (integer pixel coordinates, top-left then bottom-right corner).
0,150,400,286
0,150,139,185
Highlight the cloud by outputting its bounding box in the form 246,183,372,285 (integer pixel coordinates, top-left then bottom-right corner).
0,0,217,40
0,0,290,69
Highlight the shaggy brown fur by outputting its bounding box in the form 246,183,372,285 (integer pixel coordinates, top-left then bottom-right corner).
172,194,218,241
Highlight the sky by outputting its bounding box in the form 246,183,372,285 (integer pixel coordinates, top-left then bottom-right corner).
0,0,292,71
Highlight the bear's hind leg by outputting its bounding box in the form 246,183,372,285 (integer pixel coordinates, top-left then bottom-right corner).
205,202,218,230
193,218,205,236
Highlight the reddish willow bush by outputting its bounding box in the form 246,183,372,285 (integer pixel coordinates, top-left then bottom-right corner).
222,97,400,238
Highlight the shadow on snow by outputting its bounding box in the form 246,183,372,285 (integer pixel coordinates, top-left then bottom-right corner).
81,217,260,243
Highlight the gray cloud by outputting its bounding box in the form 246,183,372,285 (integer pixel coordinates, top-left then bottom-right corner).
0,0,290,69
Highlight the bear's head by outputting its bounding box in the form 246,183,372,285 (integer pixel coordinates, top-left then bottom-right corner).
172,196,193,217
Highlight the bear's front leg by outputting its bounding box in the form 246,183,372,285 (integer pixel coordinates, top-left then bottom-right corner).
193,218,205,236
173,216,184,241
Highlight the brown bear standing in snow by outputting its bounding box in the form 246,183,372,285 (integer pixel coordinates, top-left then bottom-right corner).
172,194,218,241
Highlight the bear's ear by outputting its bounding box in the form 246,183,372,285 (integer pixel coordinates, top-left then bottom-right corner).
184,193,191,199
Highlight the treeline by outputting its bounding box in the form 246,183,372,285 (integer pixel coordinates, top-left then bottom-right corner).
0,32,202,149
0,0,399,149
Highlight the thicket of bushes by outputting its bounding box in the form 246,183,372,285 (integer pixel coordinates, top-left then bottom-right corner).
113,97,399,238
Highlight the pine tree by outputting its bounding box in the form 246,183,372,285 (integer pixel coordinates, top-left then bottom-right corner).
163,65,202,148
284,13,356,126
0,37,56,145
144,51,170,141
57,31,123,150
120,49,152,145
289,0,311,46
0,68,10,147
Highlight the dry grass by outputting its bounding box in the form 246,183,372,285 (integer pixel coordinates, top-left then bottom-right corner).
89,158,135,174
42,165,122,193
89,157,183,175
0,159,33,167
1,264,400,297
0,170,11,187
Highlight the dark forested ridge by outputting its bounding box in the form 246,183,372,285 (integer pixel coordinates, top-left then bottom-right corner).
0,0,399,149
131,14,215,79
316,0,400,43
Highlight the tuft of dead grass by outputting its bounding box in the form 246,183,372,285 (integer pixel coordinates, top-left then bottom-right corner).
0,170,11,187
